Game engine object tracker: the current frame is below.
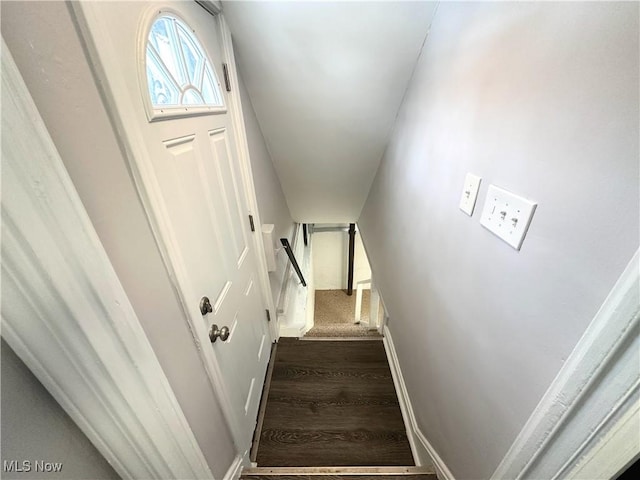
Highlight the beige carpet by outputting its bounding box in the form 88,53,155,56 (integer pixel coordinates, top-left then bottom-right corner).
305,289,382,338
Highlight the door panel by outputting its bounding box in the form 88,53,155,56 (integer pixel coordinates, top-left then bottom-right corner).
75,0,271,448
161,134,230,302
207,128,248,267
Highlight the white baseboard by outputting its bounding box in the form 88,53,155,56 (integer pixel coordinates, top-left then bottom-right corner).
383,326,455,480
224,453,245,480
278,321,306,338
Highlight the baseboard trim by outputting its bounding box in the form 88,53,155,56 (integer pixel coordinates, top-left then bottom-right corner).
224,453,245,480
383,326,454,480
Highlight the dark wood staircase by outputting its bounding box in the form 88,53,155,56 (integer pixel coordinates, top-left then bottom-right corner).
243,338,437,480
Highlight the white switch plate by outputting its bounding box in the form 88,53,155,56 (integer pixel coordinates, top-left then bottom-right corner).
459,173,482,216
480,185,537,250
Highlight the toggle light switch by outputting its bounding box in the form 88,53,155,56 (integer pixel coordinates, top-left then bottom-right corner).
480,185,537,250
459,173,482,216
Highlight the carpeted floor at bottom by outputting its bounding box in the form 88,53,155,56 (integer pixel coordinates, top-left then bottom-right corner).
304,289,381,338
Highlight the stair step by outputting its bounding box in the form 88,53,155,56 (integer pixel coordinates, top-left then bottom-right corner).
240,466,437,479
241,476,435,479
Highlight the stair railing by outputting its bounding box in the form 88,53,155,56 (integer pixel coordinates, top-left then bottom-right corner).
280,238,307,287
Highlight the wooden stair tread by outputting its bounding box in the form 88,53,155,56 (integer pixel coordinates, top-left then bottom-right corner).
241,466,437,478
256,341,413,467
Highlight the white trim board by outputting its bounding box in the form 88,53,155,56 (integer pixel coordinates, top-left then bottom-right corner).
357,225,388,335
1,40,213,480
566,397,639,479
491,249,640,480
383,326,451,480
196,0,222,16
223,454,244,480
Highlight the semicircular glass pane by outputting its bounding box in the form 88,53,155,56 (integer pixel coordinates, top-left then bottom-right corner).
182,88,205,105
145,14,224,110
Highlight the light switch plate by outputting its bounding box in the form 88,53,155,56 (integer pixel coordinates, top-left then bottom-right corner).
459,173,482,216
480,185,537,250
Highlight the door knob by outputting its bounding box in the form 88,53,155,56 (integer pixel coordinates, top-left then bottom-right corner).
209,324,230,343
200,296,213,315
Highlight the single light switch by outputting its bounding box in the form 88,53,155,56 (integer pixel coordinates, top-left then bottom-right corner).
480,185,537,250
459,173,482,216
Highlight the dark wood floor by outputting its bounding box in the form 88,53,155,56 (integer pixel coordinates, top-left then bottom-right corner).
255,338,414,467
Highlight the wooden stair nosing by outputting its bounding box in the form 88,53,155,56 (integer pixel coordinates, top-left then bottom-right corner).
241,466,434,476
239,475,437,479
299,337,383,341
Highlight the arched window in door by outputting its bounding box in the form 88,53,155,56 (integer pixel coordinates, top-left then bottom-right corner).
144,13,224,119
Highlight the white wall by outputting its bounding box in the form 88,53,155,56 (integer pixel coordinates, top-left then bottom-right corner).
1,341,120,480
312,228,371,290
237,71,295,307
359,2,639,479
1,2,235,477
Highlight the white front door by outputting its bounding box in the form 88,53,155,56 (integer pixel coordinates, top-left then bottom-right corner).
73,1,271,450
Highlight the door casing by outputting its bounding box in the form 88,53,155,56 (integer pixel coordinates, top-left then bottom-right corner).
1,38,214,480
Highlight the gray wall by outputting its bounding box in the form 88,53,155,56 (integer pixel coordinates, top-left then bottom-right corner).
359,2,639,479
1,2,236,477
237,71,295,306
1,341,120,480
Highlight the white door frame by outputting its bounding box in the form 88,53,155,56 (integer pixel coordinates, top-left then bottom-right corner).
69,1,277,453
218,12,280,342
491,249,639,480
1,40,213,480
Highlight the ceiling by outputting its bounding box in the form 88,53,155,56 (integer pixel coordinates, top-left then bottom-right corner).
222,1,438,223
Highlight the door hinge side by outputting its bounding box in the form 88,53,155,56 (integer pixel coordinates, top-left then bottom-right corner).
249,214,255,232
265,309,271,322
222,63,231,92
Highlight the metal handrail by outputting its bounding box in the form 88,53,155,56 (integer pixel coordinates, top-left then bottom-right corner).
280,238,307,287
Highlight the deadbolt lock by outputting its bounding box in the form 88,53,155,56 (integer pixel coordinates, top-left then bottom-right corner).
200,296,213,315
